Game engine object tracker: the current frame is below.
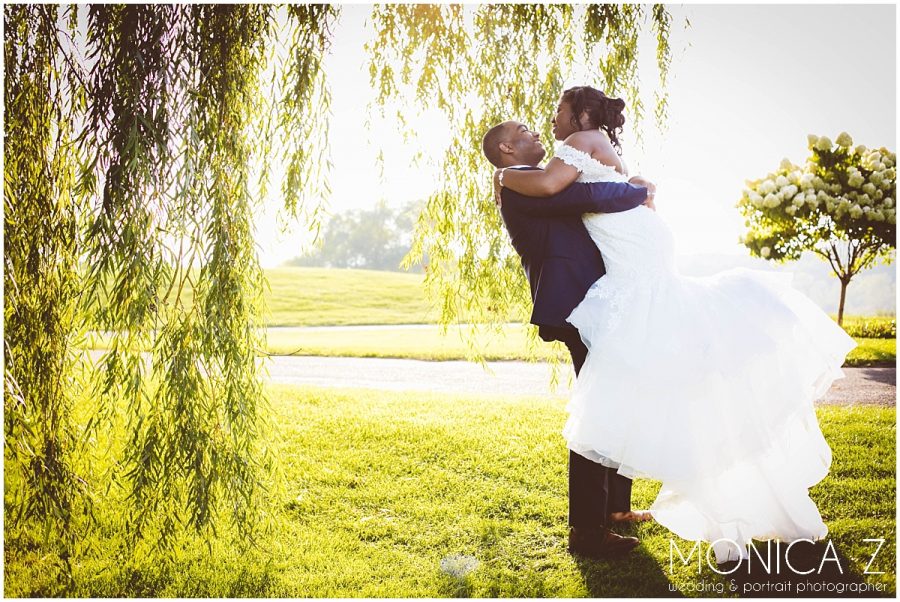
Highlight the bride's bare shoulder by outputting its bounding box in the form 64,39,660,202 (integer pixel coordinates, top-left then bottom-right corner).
563,130,624,174
562,130,606,153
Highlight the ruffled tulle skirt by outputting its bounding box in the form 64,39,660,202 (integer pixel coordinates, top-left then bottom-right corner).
564,267,857,562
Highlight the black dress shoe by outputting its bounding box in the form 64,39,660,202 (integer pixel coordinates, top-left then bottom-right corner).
568,526,640,559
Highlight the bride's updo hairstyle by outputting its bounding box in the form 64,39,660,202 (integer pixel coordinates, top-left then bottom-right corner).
561,86,626,153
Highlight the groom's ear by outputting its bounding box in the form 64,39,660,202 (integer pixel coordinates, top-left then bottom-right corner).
499,141,513,155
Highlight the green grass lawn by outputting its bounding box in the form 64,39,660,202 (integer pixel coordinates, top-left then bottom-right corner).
263,324,568,362
266,327,894,366
258,269,893,338
83,266,895,365
85,266,439,328
260,267,445,326
5,386,895,597
87,324,894,366
846,338,897,366
85,266,895,333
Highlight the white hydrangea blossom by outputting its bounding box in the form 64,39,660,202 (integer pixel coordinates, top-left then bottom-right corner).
815,136,833,151
836,131,853,147
782,184,798,198
744,135,895,236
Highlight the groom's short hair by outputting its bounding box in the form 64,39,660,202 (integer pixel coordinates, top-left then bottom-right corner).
482,123,510,168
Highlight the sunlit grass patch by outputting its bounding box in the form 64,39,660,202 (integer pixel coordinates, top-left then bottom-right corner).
5,386,894,597
261,267,443,326
263,324,568,362
846,338,897,366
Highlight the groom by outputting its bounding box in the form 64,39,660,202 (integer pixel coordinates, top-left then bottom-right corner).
482,120,655,559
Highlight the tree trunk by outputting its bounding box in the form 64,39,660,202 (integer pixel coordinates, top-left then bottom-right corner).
837,277,850,326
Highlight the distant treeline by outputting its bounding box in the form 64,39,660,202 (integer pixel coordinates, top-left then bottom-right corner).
285,201,425,272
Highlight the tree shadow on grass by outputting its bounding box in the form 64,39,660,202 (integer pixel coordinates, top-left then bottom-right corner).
721,539,893,598
573,545,683,598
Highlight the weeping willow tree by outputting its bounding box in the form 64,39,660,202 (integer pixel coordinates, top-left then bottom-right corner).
78,3,281,546
367,4,677,354
6,2,677,590
5,5,87,564
4,2,338,574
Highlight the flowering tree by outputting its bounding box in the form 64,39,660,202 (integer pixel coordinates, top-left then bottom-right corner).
737,133,896,325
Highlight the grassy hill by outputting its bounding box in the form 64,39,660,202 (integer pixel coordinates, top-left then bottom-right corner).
87,265,894,328
85,267,895,364
82,267,437,328
261,267,436,326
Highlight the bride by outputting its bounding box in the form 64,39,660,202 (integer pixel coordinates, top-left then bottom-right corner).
494,85,857,563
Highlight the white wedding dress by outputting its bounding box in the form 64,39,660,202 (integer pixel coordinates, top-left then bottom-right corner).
556,143,858,563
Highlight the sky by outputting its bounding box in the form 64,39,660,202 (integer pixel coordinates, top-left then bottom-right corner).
255,3,897,268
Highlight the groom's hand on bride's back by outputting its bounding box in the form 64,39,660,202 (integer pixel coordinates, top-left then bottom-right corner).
628,176,657,211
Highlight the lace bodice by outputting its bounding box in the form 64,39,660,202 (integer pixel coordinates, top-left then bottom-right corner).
555,143,630,184
555,143,676,283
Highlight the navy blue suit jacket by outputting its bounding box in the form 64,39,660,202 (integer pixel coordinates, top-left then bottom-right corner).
498,173,647,342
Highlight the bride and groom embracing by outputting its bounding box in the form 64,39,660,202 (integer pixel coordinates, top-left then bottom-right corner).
481,85,857,564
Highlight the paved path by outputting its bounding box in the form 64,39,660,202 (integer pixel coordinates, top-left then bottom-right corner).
263,356,896,406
